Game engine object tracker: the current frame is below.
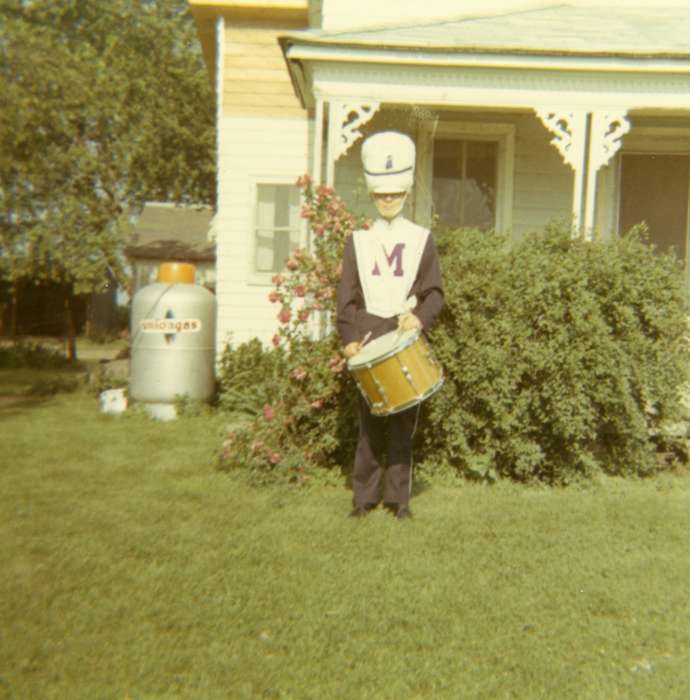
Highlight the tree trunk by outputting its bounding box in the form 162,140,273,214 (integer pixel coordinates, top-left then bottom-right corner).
64,289,77,363
10,282,17,337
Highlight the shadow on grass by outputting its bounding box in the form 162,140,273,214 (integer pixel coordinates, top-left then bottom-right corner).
0,395,52,418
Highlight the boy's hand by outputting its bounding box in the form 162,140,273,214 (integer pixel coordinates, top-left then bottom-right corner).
343,341,361,358
398,312,422,332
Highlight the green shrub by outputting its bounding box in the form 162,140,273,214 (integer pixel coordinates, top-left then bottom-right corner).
216,338,288,418
218,177,688,486
173,394,215,418
0,340,71,369
27,376,81,396
87,362,128,396
419,224,689,483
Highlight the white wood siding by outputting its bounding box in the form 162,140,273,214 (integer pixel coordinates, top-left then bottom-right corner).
216,115,313,350
511,113,573,237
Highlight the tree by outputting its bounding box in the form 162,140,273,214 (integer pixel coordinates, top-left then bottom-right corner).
0,0,215,357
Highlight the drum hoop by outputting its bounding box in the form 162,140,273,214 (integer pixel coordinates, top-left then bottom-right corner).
348,328,422,370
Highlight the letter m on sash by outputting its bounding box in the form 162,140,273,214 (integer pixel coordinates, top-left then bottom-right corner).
372,243,405,277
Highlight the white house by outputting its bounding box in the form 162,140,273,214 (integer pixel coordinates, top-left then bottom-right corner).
189,0,690,352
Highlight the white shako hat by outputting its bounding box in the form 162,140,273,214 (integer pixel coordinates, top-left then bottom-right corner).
361,131,416,194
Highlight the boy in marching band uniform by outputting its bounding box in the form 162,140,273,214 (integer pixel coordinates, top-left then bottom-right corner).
336,131,444,520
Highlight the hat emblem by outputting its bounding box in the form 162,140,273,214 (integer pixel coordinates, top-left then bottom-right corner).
385,155,393,170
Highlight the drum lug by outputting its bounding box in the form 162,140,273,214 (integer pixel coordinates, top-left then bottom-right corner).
424,350,437,366
401,365,413,384
373,376,388,404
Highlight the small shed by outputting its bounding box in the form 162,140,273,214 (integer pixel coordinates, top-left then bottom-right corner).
125,202,216,293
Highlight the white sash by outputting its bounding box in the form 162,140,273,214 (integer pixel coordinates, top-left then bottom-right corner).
352,217,429,318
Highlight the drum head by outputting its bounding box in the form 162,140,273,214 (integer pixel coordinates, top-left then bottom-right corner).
348,328,419,369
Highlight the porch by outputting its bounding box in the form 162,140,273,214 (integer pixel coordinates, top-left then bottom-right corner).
280,4,690,266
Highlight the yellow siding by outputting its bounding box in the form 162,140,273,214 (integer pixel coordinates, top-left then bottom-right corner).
222,17,306,118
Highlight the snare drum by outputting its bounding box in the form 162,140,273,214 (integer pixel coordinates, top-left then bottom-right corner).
347,328,444,416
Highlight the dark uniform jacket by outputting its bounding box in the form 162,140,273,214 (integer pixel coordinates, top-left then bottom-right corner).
336,223,444,347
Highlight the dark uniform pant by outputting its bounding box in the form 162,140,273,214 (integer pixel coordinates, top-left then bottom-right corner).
352,396,420,507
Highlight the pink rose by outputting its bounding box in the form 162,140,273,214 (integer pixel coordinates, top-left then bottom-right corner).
278,307,291,324
328,355,346,373
271,273,284,287
286,259,299,271
268,290,283,304
298,309,310,322
291,367,307,381
269,452,282,465
295,174,311,188
294,248,305,261
318,184,334,196
294,284,306,298
263,404,275,421
271,334,281,347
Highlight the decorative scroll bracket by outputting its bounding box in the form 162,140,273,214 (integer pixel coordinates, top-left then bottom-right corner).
535,108,588,172
330,101,380,161
588,110,630,174
535,108,588,231
535,108,630,237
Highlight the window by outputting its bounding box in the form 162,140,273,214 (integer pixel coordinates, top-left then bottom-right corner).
432,139,497,230
414,121,514,233
254,183,301,273
619,153,690,263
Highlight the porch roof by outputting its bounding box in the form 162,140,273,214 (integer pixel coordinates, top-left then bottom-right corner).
281,4,690,58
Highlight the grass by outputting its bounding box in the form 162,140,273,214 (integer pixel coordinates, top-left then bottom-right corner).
1,377,689,699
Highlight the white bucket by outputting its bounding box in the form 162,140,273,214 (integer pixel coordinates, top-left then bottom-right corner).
99,388,128,416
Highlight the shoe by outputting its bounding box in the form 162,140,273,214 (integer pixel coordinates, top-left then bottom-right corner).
348,506,369,518
396,505,413,520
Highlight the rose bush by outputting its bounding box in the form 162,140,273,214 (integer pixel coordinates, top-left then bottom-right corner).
217,176,369,483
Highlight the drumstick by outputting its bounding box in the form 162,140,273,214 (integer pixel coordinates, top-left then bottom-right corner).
360,331,373,347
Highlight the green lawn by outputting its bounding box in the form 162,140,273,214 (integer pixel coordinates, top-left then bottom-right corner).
1,378,689,699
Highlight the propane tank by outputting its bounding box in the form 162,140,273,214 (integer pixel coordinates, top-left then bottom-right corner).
129,262,216,420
